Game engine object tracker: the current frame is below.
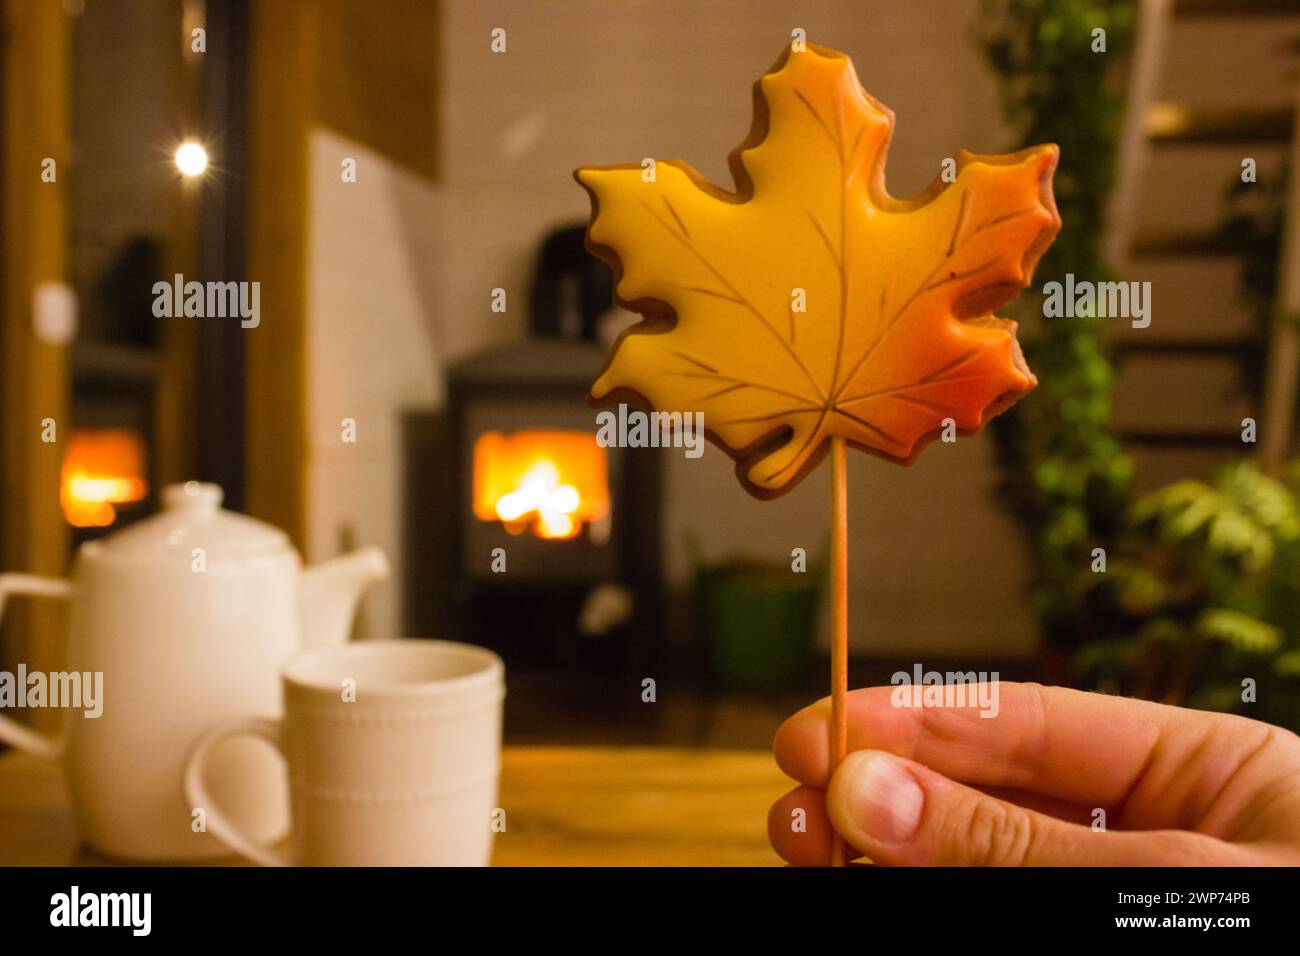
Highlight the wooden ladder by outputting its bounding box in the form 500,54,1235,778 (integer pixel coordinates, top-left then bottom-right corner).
1107,0,1300,472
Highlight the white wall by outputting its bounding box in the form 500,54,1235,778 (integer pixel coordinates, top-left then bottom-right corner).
304,129,441,640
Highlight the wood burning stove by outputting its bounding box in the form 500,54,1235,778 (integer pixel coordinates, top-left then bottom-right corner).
398,225,661,672
441,340,662,673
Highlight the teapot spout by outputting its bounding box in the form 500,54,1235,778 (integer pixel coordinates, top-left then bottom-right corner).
299,546,389,648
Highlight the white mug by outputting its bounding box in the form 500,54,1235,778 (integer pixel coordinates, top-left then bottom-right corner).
183,640,504,866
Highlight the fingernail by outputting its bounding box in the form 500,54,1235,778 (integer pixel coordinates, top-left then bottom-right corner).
847,751,924,843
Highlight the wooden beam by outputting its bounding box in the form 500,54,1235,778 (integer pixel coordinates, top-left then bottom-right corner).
245,0,313,545
1,0,71,724
313,0,440,182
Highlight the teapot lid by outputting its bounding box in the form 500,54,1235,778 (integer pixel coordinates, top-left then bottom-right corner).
84,481,290,563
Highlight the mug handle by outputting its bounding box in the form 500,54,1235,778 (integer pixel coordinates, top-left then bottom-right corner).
183,717,292,867
0,574,72,760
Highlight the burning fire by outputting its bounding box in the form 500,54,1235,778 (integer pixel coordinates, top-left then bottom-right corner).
61,429,147,528
473,431,609,540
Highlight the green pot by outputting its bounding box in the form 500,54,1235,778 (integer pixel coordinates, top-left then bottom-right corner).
695,561,820,689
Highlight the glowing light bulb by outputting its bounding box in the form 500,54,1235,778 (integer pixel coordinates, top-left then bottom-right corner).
175,141,208,177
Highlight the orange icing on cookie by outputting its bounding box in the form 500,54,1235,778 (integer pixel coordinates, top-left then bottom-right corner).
576,42,1060,499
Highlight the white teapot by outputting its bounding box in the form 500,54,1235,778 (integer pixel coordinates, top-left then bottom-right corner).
0,481,388,860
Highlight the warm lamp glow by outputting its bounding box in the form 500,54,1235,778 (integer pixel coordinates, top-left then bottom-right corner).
174,140,208,177
473,431,609,540
61,429,148,528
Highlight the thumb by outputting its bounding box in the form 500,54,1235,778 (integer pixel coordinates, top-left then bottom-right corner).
826,749,1251,866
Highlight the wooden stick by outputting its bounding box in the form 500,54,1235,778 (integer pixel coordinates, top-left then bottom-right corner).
829,436,849,867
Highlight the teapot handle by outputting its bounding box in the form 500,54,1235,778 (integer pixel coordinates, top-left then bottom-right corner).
0,574,72,760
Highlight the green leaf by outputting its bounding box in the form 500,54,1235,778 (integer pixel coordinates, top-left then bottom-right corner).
1195,609,1282,654
1274,651,1300,678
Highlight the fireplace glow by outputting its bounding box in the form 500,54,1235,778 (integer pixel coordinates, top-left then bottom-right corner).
61,429,148,527
473,431,609,540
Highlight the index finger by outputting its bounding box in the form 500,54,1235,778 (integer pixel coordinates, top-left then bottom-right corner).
773,681,1250,807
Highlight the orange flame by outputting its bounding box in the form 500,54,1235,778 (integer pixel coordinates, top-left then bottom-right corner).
61,429,147,527
472,431,608,540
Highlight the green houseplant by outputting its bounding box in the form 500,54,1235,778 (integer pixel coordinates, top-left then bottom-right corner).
685,535,824,690
978,0,1137,663
1076,461,1300,732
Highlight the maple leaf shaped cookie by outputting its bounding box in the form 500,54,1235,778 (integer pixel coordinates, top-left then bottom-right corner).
576,43,1060,499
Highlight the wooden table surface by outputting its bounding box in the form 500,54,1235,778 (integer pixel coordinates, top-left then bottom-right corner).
0,747,788,866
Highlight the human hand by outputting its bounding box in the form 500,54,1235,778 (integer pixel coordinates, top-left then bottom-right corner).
768,682,1300,866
